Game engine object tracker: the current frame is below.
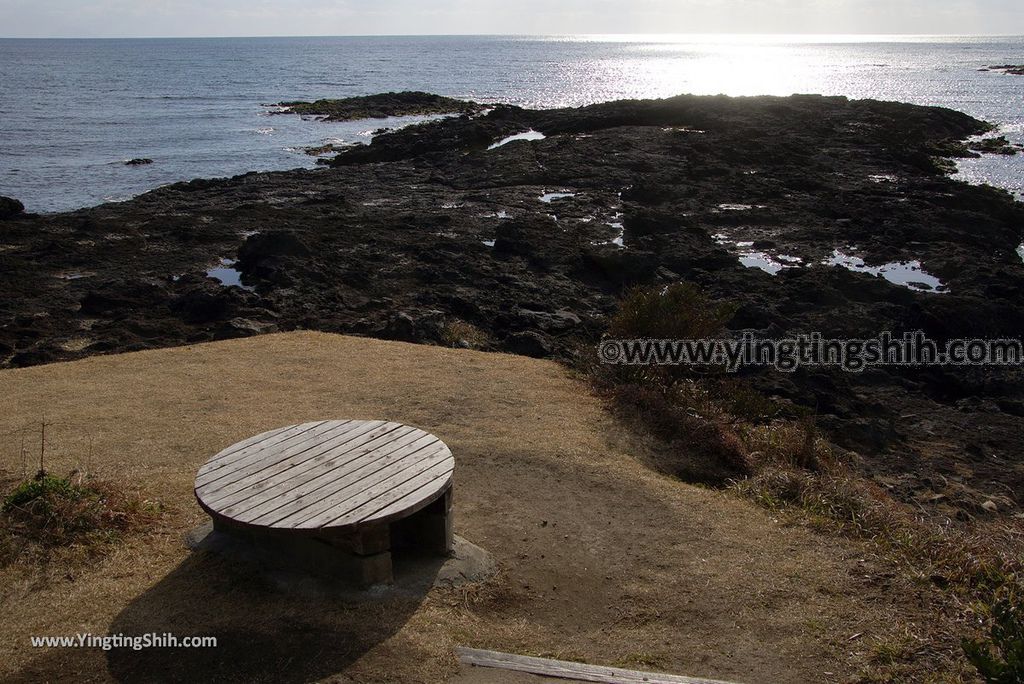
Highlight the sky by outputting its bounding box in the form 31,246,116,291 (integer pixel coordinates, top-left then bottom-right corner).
1,0,1023,38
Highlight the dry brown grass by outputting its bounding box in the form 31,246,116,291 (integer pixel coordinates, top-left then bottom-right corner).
0,331,928,683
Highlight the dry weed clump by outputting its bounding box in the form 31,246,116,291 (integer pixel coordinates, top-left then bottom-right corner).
440,319,493,349
0,471,163,567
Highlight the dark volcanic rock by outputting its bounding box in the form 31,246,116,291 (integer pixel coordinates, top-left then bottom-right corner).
125,158,153,166
235,230,312,287
986,64,1024,75
215,317,278,339
238,230,311,261
493,216,579,269
504,331,553,358
3,92,1024,518
515,308,582,333
171,289,236,324
0,196,24,219
582,246,659,286
968,135,1019,155
275,91,482,121
381,310,446,343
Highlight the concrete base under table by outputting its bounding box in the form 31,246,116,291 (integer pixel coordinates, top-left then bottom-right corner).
208,489,453,586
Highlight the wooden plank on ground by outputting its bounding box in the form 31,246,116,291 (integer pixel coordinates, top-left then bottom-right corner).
455,648,743,684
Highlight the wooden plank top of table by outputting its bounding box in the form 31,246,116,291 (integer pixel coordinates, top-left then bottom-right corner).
194,420,454,532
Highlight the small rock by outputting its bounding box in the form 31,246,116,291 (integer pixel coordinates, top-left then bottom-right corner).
218,318,278,338
171,289,234,323
382,310,446,343
981,500,998,513
0,196,25,220
125,158,154,166
504,331,552,358
582,246,658,285
238,230,311,261
655,266,681,281
385,312,416,341
516,308,581,333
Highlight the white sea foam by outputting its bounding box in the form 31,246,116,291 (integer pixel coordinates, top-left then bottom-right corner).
488,130,546,150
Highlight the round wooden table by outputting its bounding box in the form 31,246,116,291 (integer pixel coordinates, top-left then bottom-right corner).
194,420,454,584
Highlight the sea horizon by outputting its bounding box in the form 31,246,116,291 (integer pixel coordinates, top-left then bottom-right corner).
3,32,1024,39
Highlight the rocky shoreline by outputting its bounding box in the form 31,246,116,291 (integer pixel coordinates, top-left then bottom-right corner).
2,92,1023,518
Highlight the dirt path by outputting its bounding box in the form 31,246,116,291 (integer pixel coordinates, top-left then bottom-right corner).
0,332,906,683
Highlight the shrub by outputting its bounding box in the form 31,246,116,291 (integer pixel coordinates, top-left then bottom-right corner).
600,282,740,392
587,284,757,483
964,592,1024,683
3,474,80,511
608,282,736,341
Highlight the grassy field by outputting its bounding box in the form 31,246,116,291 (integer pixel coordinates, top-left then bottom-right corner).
0,332,962,683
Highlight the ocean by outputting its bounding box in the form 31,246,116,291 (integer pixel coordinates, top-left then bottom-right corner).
1,34,1022,213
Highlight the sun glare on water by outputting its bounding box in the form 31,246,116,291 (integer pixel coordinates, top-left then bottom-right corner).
528,33,987,104
584,39,821,99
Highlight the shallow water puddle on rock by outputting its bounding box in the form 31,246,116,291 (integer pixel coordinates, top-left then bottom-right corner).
207,259,254,291
539,192,575,203
482,239,496,247
1017,243,1024,264
825,249,945,293
739,251,793,275
487,130,546,150
715,203,767,212
713,233,800,274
